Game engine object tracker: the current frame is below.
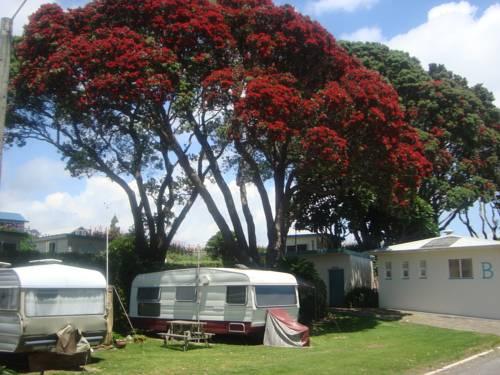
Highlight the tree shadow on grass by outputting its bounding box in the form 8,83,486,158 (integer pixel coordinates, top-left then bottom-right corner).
160,342,217,352
0,353,29,373
330,308,411,321
312,309,411,337
0,351,104,373
312,314,379,336
211,333,264,346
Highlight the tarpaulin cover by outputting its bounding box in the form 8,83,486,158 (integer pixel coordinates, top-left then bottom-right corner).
55,325,91,354
263,309,310,347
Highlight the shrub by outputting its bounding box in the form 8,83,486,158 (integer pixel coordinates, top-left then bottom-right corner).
277,257,327,324
345,287,379,308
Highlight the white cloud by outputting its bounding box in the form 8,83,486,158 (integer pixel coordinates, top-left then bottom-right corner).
0,155,274,246
0,158,134,235
1,157,72,200
306,0,378,15
174,179,274,247
340,26,385,42
387,1,500,105
0,0,60,36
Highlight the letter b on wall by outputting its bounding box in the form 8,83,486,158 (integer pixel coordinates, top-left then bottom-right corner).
481,262,494,279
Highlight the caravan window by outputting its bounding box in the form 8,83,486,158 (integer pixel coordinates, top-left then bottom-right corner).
25,288,105,317
226,286,246,305
0,288,19,310
137,287,160,301
175,286,196,302
255,285,297,307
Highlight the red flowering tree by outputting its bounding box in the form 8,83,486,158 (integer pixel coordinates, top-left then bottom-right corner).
337,42,499,241
10,0,430,265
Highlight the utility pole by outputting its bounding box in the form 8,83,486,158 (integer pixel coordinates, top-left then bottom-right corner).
0,0,28,184
0,17,12,184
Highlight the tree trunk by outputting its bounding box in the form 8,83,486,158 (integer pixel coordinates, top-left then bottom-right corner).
191,121,250,256
269,166,286,267
237,165,259,263
157,124,256,266
235,141,277,260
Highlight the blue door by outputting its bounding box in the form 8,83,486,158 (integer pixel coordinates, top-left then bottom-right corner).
329,269,345,307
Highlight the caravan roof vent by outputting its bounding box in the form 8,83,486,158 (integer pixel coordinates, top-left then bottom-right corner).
28,259,63,265
0,262,12,268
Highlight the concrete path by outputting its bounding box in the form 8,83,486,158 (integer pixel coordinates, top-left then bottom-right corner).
433,347,500,375
399,310,500,337
331,308,500,336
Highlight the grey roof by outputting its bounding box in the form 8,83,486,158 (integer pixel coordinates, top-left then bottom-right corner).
371,234,499,254
299,248,372,259
0,211,27,223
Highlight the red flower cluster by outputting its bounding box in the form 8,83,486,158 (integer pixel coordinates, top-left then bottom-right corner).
15,0,432,207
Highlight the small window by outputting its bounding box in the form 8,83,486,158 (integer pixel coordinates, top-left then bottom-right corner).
137,287,160,301
138,302,160,317
226,286,246,305
402,261,409,279
255,285,297,307
297,244,307,253
385,262,392,279
419,260,427,278
175,286,197,302
449,259,473,279
461,259,473,278
0,288,19,310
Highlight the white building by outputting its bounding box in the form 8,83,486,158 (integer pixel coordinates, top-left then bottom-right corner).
285,233,329,253
285,233,374,307
299,249,374,307
372,233,500,320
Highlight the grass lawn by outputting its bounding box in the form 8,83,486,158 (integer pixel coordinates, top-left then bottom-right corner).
27,314,500,375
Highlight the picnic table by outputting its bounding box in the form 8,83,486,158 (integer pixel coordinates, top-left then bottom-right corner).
158,320,215,351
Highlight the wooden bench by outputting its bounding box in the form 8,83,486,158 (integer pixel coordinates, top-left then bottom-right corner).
158,322,215,351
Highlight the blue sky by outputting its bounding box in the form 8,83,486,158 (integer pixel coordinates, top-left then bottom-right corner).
1,0,499,244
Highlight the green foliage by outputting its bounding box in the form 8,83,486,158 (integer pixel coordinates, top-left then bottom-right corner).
19,235,36,252
0,366,17,375
277,257,327,324
165,250,222,269
344,287,379,308
294,41,500,245
205,231,225,260
204,231,237,266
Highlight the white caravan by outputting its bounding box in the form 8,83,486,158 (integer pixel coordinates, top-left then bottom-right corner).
129,268,299,335
0,262,107,352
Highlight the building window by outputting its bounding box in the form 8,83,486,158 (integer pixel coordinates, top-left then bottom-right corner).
175,286,197,302
49,242,56,255
419,260,427,279
385,262,392,279
402,261,409,279
449,259,473,279
226,286,247,305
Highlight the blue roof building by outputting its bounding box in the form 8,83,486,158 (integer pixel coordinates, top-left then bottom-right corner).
0,212,29,252
0,212,28,223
